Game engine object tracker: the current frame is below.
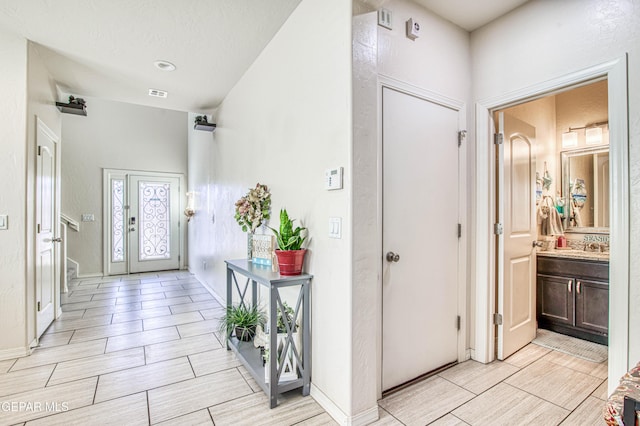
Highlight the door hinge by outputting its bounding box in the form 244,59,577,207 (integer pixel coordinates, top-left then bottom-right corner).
493,313,503,325
458,130,467,147
494,223,503,235
178,255,180,262
37,301,41,312
37,223,41,234
457,315,461,330
494,133,504,145
457,223,462,238
37,146,42,156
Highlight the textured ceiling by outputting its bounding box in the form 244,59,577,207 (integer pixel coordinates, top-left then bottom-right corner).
0,0,527,113
0,0,302,112
411,0,529,31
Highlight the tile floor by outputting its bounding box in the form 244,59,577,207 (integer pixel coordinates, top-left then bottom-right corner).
0,271,608,425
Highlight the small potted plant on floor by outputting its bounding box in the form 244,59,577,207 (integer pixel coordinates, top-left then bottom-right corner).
269,209,307,276
218,304,266,342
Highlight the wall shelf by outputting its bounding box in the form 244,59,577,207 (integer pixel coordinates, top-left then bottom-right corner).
194,122,216,132
56,102,87,116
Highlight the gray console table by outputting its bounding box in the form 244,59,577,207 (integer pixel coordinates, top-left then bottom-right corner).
224,259,312,408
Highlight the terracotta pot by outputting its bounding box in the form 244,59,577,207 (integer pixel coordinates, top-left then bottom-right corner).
275,249,307,276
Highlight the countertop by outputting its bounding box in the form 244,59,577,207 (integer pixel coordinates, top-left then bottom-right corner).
537,249,609,262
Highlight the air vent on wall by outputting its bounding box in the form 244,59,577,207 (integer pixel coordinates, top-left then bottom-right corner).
148,88,168,98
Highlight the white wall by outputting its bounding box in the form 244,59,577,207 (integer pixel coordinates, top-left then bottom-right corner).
187,0,354,419
0,31,29,357
471,0,640,368
61,98,187,276
0,36,61,357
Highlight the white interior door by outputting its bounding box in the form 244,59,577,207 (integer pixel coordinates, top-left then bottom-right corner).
36,118,60,337
382,87,460,391
105,171,181,275
497,112,537,360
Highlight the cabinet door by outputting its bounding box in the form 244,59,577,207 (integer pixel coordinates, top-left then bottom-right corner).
575,279,609,335
537,275,574,326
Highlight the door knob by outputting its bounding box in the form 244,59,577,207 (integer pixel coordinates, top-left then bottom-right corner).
532,241,543,248
51,237,63,243
386,252,400,262
129,227,135,232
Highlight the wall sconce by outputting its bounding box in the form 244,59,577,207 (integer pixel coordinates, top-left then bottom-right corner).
585,126,603,145
562,130,578,148
184,192,195,222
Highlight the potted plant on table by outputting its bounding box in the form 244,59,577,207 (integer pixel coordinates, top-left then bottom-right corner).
218,304,266,342
269,209,307,276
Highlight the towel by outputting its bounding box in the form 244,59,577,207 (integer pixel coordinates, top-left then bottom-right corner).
537,196,564,235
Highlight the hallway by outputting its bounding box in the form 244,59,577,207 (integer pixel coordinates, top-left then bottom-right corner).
0,271,607,425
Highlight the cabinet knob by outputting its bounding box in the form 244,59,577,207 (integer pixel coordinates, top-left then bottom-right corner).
568,280,572,293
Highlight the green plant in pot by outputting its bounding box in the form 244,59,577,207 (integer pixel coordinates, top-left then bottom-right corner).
269,209,307,276
218,304,266,342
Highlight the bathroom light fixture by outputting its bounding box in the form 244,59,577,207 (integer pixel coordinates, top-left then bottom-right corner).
561,130,578,148
153,60,176,72
585,126,603,145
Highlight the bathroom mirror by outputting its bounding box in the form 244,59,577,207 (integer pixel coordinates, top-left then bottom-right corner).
561,146,609,231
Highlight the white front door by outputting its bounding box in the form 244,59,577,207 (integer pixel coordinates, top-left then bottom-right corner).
105,171,181,275
382,87,460,391
36,118,60,337
129,175,180,273
497,112,537,360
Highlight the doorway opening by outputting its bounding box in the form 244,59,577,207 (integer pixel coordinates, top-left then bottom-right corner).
494,79,610,361
103,169,185,275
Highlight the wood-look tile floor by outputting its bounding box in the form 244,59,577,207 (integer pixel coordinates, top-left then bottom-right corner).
0,271,608,425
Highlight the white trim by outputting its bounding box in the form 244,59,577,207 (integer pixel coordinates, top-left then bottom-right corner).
60,213,79,232
473,57,629,390
376,74,468,389
0,345,32,361
310,384,379,426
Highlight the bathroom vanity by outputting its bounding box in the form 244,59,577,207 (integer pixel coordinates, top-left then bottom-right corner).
536,251,609,345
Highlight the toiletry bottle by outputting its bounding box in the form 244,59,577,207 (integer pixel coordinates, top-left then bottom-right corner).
557,235,566,248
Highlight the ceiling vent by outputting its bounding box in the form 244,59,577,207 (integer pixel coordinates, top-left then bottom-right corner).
148,88,168,98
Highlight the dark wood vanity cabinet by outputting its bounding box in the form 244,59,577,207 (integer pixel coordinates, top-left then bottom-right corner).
537,256,609,345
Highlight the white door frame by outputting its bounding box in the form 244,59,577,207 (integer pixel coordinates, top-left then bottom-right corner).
473,57,629,390
377,74,468,396
103,168,186,275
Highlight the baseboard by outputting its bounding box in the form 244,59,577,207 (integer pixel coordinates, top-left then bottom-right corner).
310,384,379,426
67,257,79,278
0,345,32,361
196,277,225,307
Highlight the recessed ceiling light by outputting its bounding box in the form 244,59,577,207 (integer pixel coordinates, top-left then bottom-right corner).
153,60,176,72
148,88,168,98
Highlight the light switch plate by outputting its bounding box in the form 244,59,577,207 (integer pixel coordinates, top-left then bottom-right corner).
0,214,7,230
378,9,392,30
81,214,95,222
329,217,342,239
